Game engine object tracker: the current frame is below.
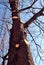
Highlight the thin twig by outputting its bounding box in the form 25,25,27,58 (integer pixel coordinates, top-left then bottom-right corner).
27,29,44,61
18,0,38,12
24,7,44,28
33,21,44,32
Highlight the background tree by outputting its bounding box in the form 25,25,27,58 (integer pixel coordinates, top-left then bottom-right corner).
0,0,44,65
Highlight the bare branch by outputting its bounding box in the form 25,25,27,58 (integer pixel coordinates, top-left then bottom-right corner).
24,7,44,28
27,29,44,61
0,2,11,11
37,19,44,24
18,0,38,12
0,53,9,59
27,29,38,45
31,7,42,9
33,21,44,32
2,52,8,65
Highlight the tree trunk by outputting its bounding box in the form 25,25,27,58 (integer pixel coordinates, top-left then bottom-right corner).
7,0,34,65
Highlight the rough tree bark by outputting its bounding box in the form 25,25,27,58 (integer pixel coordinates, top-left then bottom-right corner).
7,0,34,65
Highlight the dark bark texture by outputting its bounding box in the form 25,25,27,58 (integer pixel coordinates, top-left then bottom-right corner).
7,0,34,65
